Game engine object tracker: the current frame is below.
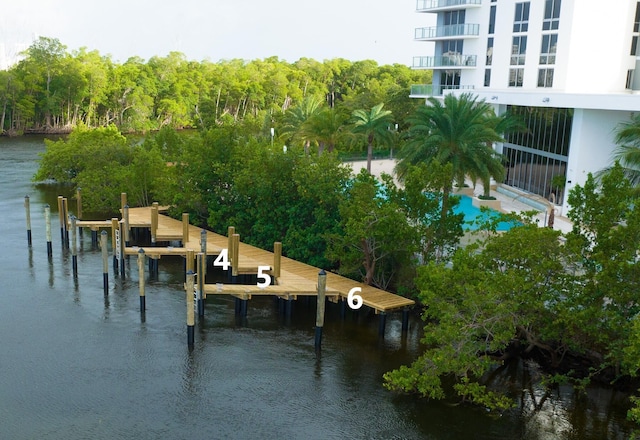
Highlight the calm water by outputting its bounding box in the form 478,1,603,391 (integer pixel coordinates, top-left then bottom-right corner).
0,136,634,439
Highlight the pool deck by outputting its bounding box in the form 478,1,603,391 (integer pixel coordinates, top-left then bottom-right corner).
348,159,574,234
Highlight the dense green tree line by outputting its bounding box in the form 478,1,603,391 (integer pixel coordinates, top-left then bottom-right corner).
1,36,430,136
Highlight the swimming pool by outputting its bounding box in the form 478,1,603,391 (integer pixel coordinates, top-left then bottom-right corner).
454,195,519,231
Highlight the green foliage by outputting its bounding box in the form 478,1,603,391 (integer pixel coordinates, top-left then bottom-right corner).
4,36,429,137
385,165,640,417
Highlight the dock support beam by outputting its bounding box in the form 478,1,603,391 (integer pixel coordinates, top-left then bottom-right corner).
45,204,52,259
315,270,326,350
24,195,32,247
378,312,387,338
101,230,108,294
402,309,409,333
186,270,195,347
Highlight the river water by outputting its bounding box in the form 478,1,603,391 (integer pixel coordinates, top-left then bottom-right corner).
0,135,635,439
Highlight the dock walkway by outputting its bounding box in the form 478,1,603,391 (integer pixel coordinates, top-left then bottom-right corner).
125,207,415,314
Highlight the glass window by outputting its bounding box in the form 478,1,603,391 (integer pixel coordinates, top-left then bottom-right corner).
511,36,527,65
513,2,530,33
488,5,497,34
634,2,640,33
627,70,634,89
509,68,524,87
632,36,638,56
543,0,561,31
540,34,558,64
486,37,494,65
444,10,466,26
537,68,554,87
484,69,492,87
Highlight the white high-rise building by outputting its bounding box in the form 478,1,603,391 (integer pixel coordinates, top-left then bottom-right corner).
410,0,640,213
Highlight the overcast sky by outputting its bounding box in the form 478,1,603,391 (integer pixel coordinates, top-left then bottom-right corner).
0,0,433,66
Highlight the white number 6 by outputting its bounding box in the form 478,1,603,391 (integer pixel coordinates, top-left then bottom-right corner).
347,287,363,310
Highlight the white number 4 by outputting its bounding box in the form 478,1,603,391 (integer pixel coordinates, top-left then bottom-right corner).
347,287,363,310
257,266,271,288
213,249,231,270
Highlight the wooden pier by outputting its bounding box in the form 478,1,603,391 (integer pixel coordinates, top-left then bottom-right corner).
124,206,415,314
46,193,416,345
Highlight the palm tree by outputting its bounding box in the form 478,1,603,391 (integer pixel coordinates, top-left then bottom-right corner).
351,103,394,174
396,92,505,234
280,95,323,155
396,93,505,188
301,107,348,155
599,113,640,190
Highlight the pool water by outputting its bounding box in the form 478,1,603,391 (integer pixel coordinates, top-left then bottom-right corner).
454,195,519,231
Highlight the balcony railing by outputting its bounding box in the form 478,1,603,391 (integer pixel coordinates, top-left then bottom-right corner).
416,0,482,12
413,54,477,68
415,24,480,40
410,84,475,97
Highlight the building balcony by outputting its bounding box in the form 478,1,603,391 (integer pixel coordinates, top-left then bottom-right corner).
416,0,482,13
415,24,480,40
413,54,477,69
410,84,475,97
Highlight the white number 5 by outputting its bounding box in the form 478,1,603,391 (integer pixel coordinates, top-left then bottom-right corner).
257,266,271,288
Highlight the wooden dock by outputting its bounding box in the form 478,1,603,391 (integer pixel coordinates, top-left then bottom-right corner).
124,206,415,314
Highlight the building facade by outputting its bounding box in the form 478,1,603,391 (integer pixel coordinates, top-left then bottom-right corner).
410,0,640,213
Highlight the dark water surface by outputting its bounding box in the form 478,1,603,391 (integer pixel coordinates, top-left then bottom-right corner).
0,136,634,439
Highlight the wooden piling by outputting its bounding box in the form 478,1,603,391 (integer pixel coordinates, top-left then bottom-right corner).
402,309,409,333
123,205,130,246
227,226,235,271
62,197,69,248
231,233,240,278
138,248,145,313
101,230,108,294
111,218,119,271
197,252,205,317
118,220,125,276
378,312,387,337
57,196,64,242
121,193,127,215
24,195,32,246
182,213,189,246
76,188,83,238
150,203,158,244
44,204,52,258
273,242,282,284
200,229,207,276
186,270,195,347
186,249,195,275
70,215,78,277
315,270,327,350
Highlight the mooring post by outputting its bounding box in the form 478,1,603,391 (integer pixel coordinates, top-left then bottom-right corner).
197,252,205,317
24,195,32,246
182,213,189,246
62,197,69,249
227,226,235,281
118,221,126,276
111,218,119,271
123,205,130,247
101,230,109,294
150,202,158,244
70,215,78,277
76,187,83,238
315,270,327,350
138,248,146,313
44,204,52,259
57,196,64,242
186,270,195,347
200,229,207,276
273,242,281,285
